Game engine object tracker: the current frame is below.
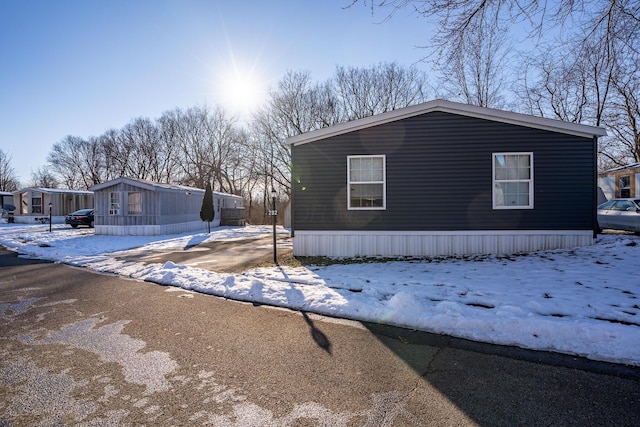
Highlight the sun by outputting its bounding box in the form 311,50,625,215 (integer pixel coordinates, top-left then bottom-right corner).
218,66,266,116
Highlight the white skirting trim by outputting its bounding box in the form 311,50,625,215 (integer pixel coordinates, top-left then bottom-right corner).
293,230,595,257
95,221,207,236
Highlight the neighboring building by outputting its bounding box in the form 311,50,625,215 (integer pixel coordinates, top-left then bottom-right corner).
11,188,94,224
0,191,12,207
598,162,640,200
1,191,15,221
287,99,607,258
89,177,244,236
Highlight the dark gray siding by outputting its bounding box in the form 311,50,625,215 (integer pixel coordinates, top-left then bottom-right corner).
292,111,595,231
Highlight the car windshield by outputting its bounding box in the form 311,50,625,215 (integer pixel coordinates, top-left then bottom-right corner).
71,209,92,215
598,199,640,210
597,200,616,210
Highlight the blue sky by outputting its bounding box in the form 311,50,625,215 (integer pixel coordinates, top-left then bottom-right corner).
0,0,432,184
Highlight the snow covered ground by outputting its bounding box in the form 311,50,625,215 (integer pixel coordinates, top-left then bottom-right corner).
1,222,639,367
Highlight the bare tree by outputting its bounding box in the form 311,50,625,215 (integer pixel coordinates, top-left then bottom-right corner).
353,1,639,49
0,149,19,191
156,112,182,183
252,64,432,201
352,1,640,168
48,136,88,189
165,105,244,191
251,70,330,199
30,166,59,188
517,4,635,168
47,135,105,189
334,61,430,119
354,1,638,102
97,128,126,181
119,117,163,182
601,60,640,168
163,107,210,188
437,6,508,107
520,51,591,123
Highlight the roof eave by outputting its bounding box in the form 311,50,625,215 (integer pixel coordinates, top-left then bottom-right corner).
286,99,607,146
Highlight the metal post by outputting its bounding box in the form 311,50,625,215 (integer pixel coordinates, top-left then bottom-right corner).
48,202,52,232
271,189,277,264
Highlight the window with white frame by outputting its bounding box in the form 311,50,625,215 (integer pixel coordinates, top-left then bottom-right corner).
348,155,386,209
619,175,631,198
31,192,42,214
109,192,121,215
127,192,142,215
493,152,533,209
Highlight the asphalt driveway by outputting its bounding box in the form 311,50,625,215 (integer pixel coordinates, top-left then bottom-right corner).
107,232,640,379
1,249,639,426
115,234,292,273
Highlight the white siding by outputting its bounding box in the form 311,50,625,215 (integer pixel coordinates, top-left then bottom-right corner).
293,230,594,257
598,176,616,200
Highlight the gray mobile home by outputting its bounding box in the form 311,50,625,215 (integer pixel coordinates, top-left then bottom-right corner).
287,99,606,257
89,177,244,236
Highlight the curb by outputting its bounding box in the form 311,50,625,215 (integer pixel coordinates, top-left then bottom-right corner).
362,321,640,381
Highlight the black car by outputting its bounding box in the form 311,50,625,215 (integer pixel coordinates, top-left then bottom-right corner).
65,209,94,228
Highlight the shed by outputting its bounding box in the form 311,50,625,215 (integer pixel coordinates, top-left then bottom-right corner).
597,162,640,200
287,99,607,258
89,177,244,236
11,188,93,224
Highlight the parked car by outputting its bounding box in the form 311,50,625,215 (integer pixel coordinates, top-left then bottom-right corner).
597,198,640,233
65,209,94,228
1,204,16,223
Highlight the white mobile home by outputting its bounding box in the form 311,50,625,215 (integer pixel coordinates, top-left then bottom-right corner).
11,188,93,224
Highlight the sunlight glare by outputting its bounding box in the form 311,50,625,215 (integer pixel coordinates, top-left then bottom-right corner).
218,65,266,116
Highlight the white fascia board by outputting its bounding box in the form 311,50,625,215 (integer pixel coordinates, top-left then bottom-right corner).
13,187,93,195
286,99,607,146
89,177,202,193
88,177,146,192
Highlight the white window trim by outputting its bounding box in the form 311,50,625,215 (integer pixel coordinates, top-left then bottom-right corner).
108,192,121,215
492,152,534,210
347,154,386,210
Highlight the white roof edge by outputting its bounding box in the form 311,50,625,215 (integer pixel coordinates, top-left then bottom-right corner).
286,99,607,146
89,177,205,193
600,162,640,174
212,191,243,198
88,178,241,197
13,187,93,195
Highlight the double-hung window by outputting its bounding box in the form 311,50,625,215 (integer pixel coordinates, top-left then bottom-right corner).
128,192,143,215
348,155,386,210
109,192,121,215
493,152,533,209
31,192,42,214
619,175,631,198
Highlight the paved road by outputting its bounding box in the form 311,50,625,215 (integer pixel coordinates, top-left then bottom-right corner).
1,249,639,426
